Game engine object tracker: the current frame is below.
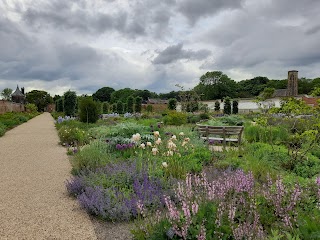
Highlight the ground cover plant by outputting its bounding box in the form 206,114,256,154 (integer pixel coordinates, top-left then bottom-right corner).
55,107,320,239
0,111,39,137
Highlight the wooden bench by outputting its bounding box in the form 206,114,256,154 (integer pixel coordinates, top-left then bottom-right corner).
196,125,244,148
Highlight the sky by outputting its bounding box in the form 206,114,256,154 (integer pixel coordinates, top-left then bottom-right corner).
1,0,320,96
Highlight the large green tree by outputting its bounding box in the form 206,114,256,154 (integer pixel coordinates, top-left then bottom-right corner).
194,71,237,100
110,88,136,103
79,97,99,123
63,90,77,116
26,90,53,112
1,88,13,101
92,87,115,102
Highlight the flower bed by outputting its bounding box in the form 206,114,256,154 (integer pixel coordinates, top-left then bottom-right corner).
54,112,320,239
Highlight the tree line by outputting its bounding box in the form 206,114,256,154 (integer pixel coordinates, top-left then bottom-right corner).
2,71,320,114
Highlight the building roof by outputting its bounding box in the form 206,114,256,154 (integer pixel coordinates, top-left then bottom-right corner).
302,96,320,107
147,98,168,104
272,89,288,98
12,86,24,97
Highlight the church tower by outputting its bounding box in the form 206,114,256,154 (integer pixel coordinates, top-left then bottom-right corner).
287,70,298,96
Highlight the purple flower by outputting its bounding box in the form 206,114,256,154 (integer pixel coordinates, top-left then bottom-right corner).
116,144,123,150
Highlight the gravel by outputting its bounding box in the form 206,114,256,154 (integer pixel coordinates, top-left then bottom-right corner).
0,113,97,239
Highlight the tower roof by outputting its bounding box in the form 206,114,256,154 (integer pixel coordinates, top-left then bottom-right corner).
12,85,24,97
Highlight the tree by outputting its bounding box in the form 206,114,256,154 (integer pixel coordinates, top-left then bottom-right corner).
146,105,153,112
127,96,134,113
310,87,320,97
26,90,53,112
214,101,220,111
260,87,275,100
110,88,136,103
1,88,13,101
56,98,64,112
53,95,61,102
63,90,77,116
237,76,269,97
194,71,237,100
116,101,124,114
134,97,142,113
168,98,177,110
79,97,99,123
223,97,232,114
112,103,117,113
232,100,239,114
92,87,115,102
102,102,110,114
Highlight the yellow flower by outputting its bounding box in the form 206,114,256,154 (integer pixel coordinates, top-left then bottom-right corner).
154,131,160,137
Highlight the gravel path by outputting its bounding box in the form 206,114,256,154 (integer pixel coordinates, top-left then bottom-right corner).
0,113,97,239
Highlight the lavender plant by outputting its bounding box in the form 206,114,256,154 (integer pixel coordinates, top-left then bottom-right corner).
66,161,172,221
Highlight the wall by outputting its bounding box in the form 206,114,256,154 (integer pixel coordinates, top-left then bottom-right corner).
0,100,25,114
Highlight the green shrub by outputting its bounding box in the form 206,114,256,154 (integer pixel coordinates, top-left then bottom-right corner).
220,115,244,126
168,98,177,110
294,154,320,178
199,112,210,120
58,125,89,146
79,97,99,123
187,114,201,123
56,98,64,112
0,122,6,137
71,140,112,172
63,90,77,116
245,124,289,144
134,97,142,113
214,100,220,111
25,103,38,113
102,102,109,114
89,122,149,139
146,105,153,113
232,100,238,114
163,111,187,126
116,101,124,114
127,96,134,113
223,96,231,114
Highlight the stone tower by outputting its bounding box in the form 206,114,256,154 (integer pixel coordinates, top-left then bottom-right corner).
287,70,298,96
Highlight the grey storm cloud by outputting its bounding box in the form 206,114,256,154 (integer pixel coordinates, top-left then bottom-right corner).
0,16,146,90
200,0,320,79
177,0,245,24
1,0,320,95
153,43,211,64
22,0,175,38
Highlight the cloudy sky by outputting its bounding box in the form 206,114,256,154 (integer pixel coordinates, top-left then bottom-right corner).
1,0,320,95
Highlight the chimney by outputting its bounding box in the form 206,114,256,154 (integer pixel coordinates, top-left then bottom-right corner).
287,70,298,96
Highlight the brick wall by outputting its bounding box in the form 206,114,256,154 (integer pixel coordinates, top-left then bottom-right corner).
0,100,25,114
302,96,320,107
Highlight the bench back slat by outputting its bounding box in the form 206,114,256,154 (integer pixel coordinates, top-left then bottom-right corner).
196,125,244,147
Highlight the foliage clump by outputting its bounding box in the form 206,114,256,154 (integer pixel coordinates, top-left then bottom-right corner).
63,90,77,116
79,97,99,123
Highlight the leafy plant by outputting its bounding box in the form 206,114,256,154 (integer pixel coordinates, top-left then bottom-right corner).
79,97,99,123
163,111,187,126
63,90,77,116
168,98,177,110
